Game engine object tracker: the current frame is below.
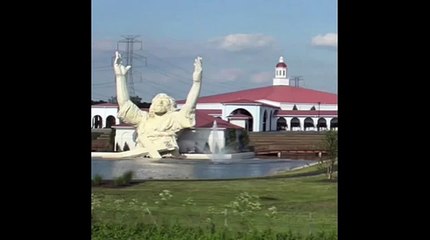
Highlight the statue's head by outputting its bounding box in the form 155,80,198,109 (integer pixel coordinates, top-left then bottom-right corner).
149,93,177,116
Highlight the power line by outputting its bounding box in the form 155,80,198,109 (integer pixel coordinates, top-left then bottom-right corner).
291,75,304,87
116,35,146,97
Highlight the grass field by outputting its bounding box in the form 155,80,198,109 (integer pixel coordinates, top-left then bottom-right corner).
92,165,337,236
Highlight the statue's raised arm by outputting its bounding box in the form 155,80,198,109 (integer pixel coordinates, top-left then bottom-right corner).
114,51,132,107
193,56,203,83
183,56,203,110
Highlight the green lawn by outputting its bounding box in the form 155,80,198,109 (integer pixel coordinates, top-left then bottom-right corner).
92,166,337,236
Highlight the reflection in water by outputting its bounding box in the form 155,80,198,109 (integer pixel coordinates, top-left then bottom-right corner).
91,157,318,180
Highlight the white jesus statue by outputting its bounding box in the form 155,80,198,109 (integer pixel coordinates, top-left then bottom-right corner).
92,51,202,159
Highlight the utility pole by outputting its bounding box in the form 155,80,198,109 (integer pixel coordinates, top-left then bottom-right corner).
117,35,143,97
291,75,303,87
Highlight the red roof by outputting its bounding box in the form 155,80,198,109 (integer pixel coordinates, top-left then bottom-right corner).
221,98,260,104
275,110,338,117
276,62,287,68
91,103,118,108
178,85,337,104
221,98,278,108
195,111,242,129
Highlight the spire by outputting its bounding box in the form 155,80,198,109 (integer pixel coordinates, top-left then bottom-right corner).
273,56,290,86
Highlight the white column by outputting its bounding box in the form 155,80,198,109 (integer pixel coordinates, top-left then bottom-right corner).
299,117,305,131
326,117,332,130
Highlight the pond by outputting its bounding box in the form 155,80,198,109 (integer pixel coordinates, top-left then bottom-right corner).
91,157,318,180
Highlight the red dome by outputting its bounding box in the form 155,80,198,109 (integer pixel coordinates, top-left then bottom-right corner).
276,62,287,68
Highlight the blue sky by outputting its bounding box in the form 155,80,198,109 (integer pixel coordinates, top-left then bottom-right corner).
92,0,337,102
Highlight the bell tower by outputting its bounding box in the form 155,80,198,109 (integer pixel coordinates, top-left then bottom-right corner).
273,56,289,86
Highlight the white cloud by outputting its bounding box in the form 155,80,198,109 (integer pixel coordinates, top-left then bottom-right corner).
311,33,337,49
251,72,272,83
92,40,116,51
212,68,244,81
210,33,274,52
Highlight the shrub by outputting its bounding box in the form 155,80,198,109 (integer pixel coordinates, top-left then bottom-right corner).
92,174,103,186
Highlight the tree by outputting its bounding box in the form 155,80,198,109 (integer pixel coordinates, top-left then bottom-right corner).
108,96,117,104
91,99,107,105
108,96,151,108
320,130,338,180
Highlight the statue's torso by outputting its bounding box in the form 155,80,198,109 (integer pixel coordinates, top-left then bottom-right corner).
136,113,179,151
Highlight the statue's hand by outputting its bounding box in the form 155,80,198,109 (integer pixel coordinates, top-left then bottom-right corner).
113,51,131,77
192,56,202,82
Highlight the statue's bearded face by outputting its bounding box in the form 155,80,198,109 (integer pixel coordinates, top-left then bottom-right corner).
152,97,171,115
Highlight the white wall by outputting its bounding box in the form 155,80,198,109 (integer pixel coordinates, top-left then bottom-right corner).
177,102,224,110
196,103,224,110
91,107,119,128
230,119,246,129
319,104,337,111
113,128,137,151
257,99,280,107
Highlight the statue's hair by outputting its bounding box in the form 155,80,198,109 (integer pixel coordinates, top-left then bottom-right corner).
148,93,177,117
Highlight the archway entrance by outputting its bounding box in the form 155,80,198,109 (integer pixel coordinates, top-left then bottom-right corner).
317,118,327,131
290,117,300,131
93,115,103,128
330,117,338,130
304,117,315,131
229,108,253,132
106,115,116,128
276,117,287,130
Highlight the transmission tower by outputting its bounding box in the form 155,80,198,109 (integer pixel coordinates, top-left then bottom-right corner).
291,75,304,87
117,35,143,97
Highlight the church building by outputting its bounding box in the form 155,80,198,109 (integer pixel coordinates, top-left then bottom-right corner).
177,56,337,132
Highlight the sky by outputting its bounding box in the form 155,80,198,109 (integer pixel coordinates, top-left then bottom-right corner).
92,0,337,102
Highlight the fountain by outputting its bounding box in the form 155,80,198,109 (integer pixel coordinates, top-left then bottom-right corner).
209,120,222,161
178,118,255,160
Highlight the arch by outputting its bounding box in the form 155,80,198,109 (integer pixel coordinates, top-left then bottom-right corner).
330,117,338,129
277,117,287,131
304,117,315,131
230,108,253,132
106,115,116,128
292,105,298,110
317,118,327,131
310,106,316,110
93,115,103,129
290,117,300,130
262,110,267,132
